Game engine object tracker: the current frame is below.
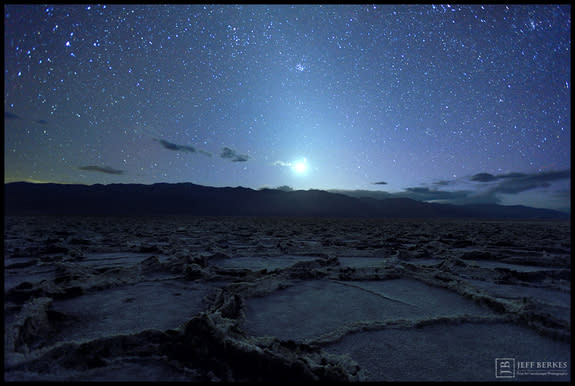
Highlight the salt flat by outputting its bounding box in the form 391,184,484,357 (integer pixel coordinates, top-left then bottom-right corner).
471,259,566,272
338,256,387,268
79,252,171,269
243,278,495,341
4,216,571,382
324,322,571,381
50,280,214,343
210,254,318,271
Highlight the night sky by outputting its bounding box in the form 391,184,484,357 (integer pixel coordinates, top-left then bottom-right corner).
4,4,571,212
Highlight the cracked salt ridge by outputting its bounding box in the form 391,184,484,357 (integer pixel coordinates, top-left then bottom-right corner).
4,268,56,292
409,259,443,266
338,256,387,268
216,255,416,270
4,256,38,269
80,252,171,269
470,260,567,272
4,217,570,381
4,252,168,291
324,322,571,382
4,281,223,379
405,258,567,272
242,278,495,342
465,278,571,322
210,255,318,271
49,280,215,344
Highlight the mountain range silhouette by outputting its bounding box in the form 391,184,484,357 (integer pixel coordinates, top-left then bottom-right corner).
4,182,569,219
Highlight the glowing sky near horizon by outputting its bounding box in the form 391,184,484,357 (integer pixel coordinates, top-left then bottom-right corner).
4,4,571,211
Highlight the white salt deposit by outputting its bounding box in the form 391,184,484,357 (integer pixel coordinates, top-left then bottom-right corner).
51,280,213,343
324,322,571,381
210,255,318,271
243,278,495,341
80,252,170,269
338,256,387,268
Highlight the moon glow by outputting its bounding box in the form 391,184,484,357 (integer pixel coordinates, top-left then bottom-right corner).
292,159,308,174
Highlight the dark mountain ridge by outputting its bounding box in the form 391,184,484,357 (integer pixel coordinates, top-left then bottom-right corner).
4,182,569,219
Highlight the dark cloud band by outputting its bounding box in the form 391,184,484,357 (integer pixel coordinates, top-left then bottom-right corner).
79,165,125,175
155,138,197,153
5,111,23,120
154,138,212,156
335,169,570,210
221,147,249,162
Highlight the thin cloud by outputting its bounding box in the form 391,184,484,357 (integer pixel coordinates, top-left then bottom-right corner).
427,169,571,206
471,171,529,183
470,173,497,182
498,172,528,179
232,154,249,162
154,138,212,156
273,160,292,167
425,169,571,204
489,169,570,194
5,112,49,124
333,169,570,212
331,188,489,204
221,147,249,162
403,187,472,201
155,138,196,153
198,149,212,157
5,112,23,120
79,165,125,175
469,170,570,194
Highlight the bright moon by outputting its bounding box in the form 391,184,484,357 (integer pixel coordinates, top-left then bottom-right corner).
294,162,306,173
292,159,308,174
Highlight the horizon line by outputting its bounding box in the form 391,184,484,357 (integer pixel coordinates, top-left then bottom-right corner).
4,179,570,214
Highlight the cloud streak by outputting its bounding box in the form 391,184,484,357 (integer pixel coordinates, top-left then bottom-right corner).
5,112,49,124
471,170,570,194
154,138,212,156
403,187,472,201
273,160,292,167
221,147,249,162
333,169,570,212
470,172,527,182
154,139,250,162
79,165,125,175
5,111,23,120
155,138,196,153
470,172,497,182
415,169,570,205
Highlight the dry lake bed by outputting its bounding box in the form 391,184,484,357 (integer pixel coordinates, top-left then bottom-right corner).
3,216,571,381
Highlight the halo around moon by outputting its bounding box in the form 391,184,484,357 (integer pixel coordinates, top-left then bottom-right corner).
292,160,307,174
290,158,309,175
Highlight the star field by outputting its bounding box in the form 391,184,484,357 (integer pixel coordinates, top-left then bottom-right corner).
4,4,571,212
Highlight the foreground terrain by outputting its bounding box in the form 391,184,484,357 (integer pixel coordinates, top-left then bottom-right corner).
4,216,571,381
